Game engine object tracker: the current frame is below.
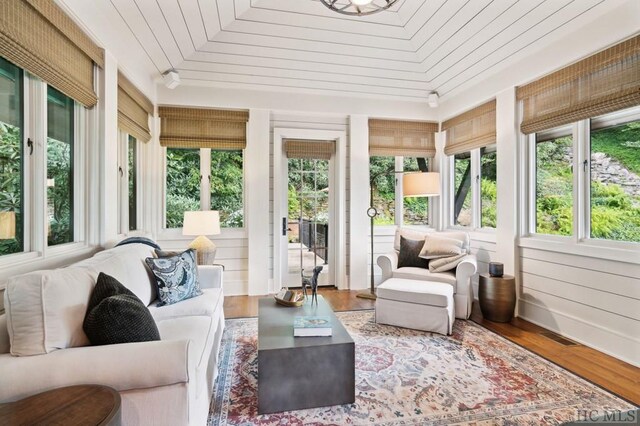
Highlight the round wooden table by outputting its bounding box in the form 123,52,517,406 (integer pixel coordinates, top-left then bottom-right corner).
478,273,516,323
0,385,121,426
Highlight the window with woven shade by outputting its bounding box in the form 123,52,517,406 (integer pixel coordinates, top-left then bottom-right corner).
368,119,438,158
118,72,153,143
517,34,640,135
442,100,496,156
158,106,249,150
0,0,104,107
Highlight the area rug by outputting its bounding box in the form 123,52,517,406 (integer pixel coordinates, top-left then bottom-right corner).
208,311,636,425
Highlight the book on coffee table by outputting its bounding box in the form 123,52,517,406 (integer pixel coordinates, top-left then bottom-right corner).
293,316,332,337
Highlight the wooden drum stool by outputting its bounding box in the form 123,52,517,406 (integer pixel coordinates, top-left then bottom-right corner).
478,273,516,323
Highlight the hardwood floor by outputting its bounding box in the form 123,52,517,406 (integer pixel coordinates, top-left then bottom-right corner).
224,287,640,405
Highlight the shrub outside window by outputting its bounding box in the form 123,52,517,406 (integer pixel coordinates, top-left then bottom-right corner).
47,86,74,246
210,150,244,228
0,58,23,257
534,128,573,236
453,152,472,227
589,114,640,243
166,148,200,228
480,145,497,228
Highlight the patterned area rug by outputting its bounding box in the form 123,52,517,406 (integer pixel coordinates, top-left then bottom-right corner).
208,311,635,425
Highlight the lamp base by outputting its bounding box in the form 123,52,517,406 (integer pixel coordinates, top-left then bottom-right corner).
188,235,217,265
356,290,377,300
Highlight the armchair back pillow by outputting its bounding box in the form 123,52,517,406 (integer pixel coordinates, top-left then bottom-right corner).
419,234,465,259
397,236,429,269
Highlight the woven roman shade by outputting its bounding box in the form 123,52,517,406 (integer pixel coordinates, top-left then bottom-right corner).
159,107,249,150
369,119,438,157
442,100,496,156
0,0,104,107
517,34,640,134
118,72,153,143
284,139,335,160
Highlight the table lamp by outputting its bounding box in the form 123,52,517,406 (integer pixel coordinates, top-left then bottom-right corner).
0,211,16,240
182,210,221,265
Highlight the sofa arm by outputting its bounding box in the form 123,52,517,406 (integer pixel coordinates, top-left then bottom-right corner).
455,254,478,297
376,251,398,284
0,339,194,403
198,265,223,290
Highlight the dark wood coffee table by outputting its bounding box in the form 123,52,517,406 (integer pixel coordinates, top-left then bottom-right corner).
258,295,355,414
0,385,121,425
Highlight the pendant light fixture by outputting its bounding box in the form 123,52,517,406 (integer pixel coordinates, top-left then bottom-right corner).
319,0,399,16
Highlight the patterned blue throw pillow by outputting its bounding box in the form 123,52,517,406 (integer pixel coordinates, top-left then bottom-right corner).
145,249,203,306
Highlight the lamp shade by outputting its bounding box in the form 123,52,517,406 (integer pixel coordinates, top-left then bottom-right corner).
403,172,440,197
0,211,16,239
182,210,221,236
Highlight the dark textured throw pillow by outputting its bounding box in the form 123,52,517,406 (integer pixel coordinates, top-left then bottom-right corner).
145,249,202,306
83,273,160,346
397,236,429,269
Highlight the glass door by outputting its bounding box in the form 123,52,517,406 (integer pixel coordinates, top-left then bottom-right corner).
287,157,331,287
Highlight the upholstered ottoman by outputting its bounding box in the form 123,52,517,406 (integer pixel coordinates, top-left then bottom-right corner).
375,278,455,335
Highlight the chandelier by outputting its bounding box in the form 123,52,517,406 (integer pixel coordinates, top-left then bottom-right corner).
319,0,399,16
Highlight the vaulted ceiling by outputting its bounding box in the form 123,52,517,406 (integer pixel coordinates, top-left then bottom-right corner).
73,0,614,102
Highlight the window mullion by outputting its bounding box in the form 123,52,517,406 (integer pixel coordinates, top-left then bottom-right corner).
394,156,403,226
201,148,211,210
572,121,584,242
576,119,590,241
527,134,537,235
30,77,47,256
471,149,481,229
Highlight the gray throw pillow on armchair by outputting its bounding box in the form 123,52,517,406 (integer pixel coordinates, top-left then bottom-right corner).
397,236,429,269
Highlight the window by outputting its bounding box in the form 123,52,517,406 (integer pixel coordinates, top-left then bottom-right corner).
527,107,640,245
46,86,74,246
480,145,497,228
590,112,640,243
369,156,430,226
210,150,244,228
128,135,137,231
453,152,472,227
0,57,23,257
533,127,573,236
166,148,200,228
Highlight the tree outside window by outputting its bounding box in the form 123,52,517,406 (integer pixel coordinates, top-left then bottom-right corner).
166,148,200,228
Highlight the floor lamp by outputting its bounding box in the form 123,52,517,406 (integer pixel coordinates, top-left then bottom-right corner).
357,171,440,300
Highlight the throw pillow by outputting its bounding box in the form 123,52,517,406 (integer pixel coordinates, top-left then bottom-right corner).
429,253,467,273
419,234,465,260
154,249,180,258
83,273,160,346
145,249,203,306
397,236,429,269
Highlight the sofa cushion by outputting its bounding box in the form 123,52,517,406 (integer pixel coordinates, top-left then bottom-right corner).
74,244,157,306
392,267,457,289
429,253,467,273
397,236,429,269
148,288,222,322
377,279,453,308
4,268,95,356
419,234,465,259
83,273,160,346
393,227,470,253
145,249,202,306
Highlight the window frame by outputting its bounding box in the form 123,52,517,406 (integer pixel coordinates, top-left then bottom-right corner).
369,155,434,230
117,131,142,235
523,106,640,253
0,70,90,268
448,146,497,232
161,146,247,234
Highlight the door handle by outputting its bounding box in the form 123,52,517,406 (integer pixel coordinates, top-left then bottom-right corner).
282,217,287,236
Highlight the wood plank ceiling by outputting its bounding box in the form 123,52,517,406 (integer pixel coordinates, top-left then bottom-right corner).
106,0,607,102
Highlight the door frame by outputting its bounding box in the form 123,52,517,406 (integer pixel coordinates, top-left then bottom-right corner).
272,128,347,293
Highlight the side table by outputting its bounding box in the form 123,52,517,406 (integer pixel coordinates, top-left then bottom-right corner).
478,273,516,322
0,385,121,425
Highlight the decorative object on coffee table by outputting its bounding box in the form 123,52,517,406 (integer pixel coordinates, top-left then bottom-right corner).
489,262,504,277
302,265,323,304
478,273,516,322
0,385,121,425
182,210,220,265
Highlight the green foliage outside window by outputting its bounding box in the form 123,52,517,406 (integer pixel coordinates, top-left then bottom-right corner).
166,148,200,228
369,156,396,225
536,135,573,236
210,150,244,227
0,123,22,256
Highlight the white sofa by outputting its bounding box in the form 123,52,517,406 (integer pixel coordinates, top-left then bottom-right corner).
376,228,478,319
0,243,225,426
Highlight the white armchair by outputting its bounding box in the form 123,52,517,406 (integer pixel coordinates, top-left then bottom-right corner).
376,228,478,319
